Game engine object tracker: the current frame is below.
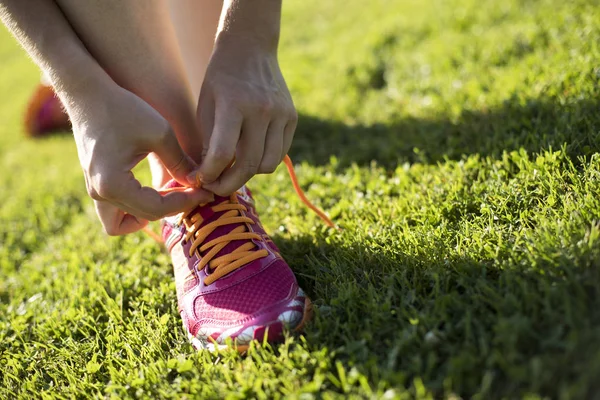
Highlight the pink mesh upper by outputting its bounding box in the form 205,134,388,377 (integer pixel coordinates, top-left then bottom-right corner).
193,260,294,323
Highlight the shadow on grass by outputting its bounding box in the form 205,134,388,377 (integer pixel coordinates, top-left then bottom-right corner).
30,95,600,170
290,96,600,169
272,232,600,398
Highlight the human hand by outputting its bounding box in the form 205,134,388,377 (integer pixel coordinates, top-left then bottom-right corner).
69,83,213,235
190,35,298,196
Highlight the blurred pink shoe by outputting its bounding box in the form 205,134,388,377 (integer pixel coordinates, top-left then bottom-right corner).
24,84,71,137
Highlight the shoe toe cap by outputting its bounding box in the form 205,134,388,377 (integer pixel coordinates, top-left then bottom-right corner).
187,261,307,346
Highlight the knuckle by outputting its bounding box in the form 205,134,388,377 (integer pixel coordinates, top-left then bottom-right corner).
85,180,102,200
201,147,209,160
86,186,102,201
208,146,234,164
289,110,299,123
103,224,120,236
95,180,115,200
256,99,274,116
242,161,260,176
166,153,187,172
259,162,278,174
217,97,235,112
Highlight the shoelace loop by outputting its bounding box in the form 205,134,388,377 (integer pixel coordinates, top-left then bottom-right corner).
180,195,269,285
145,155,337,285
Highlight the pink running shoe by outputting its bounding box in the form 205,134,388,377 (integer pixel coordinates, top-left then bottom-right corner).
162,180,317,351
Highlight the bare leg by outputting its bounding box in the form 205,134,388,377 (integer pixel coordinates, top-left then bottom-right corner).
168,0,223,103
168,0,223,160
54,0,203,187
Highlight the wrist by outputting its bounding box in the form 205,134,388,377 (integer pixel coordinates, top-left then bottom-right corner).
216,0,281,54
214,30,279,56
48,47,111,96
47,48,115,114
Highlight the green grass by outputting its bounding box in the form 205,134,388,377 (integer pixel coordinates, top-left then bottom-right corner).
2,0,600,398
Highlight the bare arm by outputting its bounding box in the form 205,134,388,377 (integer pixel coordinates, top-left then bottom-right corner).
0,0,212,235
0,0,109,102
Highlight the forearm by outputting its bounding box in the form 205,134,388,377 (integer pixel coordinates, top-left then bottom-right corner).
217,0,282,53
0,0,109,97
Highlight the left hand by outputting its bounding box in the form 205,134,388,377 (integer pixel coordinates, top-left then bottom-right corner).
188,35,297,196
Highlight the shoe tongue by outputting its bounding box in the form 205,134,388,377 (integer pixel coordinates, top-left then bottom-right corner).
163,179,251,272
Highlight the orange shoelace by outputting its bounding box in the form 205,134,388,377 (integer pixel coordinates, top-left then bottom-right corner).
146,155,336,285
181,197,268,285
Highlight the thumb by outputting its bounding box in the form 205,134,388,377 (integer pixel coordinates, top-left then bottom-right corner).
152,126,198,187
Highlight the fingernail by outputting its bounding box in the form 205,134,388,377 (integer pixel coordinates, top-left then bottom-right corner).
186,170,202,188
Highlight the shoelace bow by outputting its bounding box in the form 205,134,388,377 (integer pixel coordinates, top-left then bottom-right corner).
146,155,336,285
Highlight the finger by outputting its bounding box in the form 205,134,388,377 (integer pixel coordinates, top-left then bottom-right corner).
203,117,268,196
258,119,286,174
111,199,159,222
147,153,169,190
152,125,198,187
94,200,149,236
196,89,215,162
191,103,243,186
102,186,213,222
98,172,213,220
282,112,298,157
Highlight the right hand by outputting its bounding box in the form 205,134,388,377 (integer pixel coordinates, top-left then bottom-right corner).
67,84,213,235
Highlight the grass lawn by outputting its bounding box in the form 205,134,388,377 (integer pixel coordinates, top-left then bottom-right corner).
2,0,600,398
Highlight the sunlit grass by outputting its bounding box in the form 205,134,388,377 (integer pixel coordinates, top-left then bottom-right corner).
2,0,600,398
